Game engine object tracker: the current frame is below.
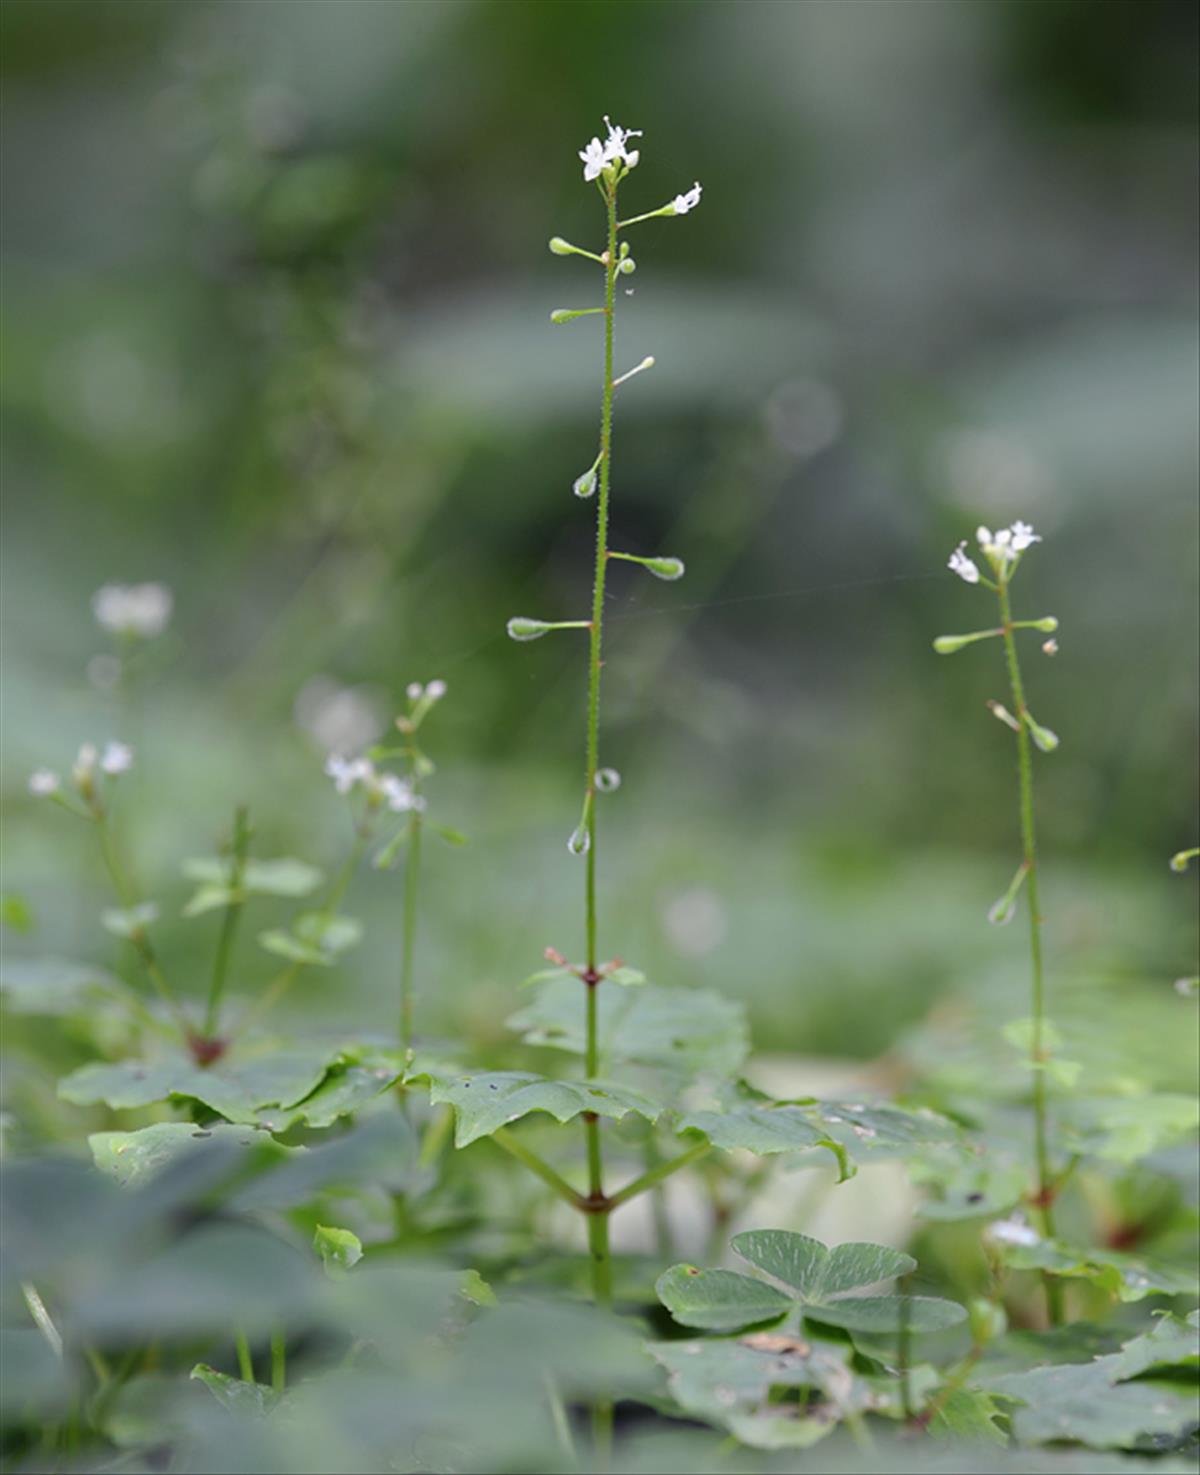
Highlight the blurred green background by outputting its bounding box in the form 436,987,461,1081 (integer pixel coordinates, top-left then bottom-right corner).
3,0,1197,1070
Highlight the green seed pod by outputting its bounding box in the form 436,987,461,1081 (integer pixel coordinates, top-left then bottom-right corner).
645,556,685,582
967,1298,1007,1346
507,617,551,642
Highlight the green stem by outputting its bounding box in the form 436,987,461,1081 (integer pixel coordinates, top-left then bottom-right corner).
95,811,189,1033
21,1283,63,1360
270,1328,286,1394
605,1140,711,1210
491,1127,585,1209
997,580,1063,1326
235,1329,254,1384
204,804,251,1037
400,808,422,1054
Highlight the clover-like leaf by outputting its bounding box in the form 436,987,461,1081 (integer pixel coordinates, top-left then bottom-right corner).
654,1266,792,1332
428,1071,661,1148
733,1230,915,1301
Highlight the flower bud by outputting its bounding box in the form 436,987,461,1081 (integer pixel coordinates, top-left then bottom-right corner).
573,467,598,499
1024,714,1060,753
1031,616,1058,632
645,556,685,581
507,617,552,642
1042,639,1058,656
967,1298,1007,1346
618,257,636,275
549,237,573,255
934,634,971,654
986,700,1021,732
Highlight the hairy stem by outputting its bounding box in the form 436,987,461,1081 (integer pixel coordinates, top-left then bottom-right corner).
998,579,1063,1326
203,804,250,1038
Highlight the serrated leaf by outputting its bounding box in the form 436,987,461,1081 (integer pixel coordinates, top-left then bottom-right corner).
459,1269,496,1307
655,1265,792,1332
507,982,749,1078
60,1048,339,1125
732,1231,915,1301
928,1386,1008,1447
0,956,125,1016
190,1364,277,1416
89,1122,287,1186
429,1071,661,1147
101,902,158,938
314,1224,362,1272
991,1357,1200,1448
1107,1315,1199,1379
288,1054,403,1128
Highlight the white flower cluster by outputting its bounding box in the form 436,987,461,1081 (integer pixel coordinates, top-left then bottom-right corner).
983,1213,1041,1249
325,754,422,812
948,521,1042,584
579,117,642,181
92,583,173,638
405,679,447,703
28,741,133,798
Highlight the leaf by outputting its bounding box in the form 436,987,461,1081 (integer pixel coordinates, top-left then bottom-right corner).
1061,1093,1200,1163
0,956,125,1016
295,912,362,954
89,1122,288,1186
314,1224,363,1272
655,1265,792,1332
287,1053,403,1128
183,883,238,918
184,856,323,897
928,1387,1008,1447
732,1230,915,1301
605,965,645,986
428,1071,661,1148
997,1237,1200,1302
991,1358,1200,1448
430,823,467,847
458,1269,496,1307
677,1105,850,1180
101,902,159,938
507,982,749,1078
1106,1315,1199,1379
60,1047,339,1126
258,929,329,966
803,1295,967,1334
190,1364,278,1416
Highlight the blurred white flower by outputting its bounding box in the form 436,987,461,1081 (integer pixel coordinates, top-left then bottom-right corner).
325,754,372,795
425,679,447,700
100,741,133,775
1009,520,1041,552
295,676,385,756
948,542,980,584
92,582,173,638
669,182,702,215
379,773,422,813
984,1214,1040,1249
28,769,60,797
406,682,424,701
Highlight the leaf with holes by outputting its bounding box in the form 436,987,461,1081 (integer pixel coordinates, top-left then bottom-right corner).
428,1071,661,1147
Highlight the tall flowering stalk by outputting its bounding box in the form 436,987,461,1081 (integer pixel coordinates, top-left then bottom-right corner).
506,118,699,1312
936,520,1065,1323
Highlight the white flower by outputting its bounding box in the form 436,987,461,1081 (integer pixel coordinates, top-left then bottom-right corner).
100,741,133,775
379,773,422,813
948,541,980,584
28,769,60,797
579,117,642,181
92,582,173,638
976,521,1040,565
1009,520,1041,552
425,679,447,700
984,1214,1041,1249
669,182,702,215
325,753,373,795
406,682,424,701
73,744,98,784
579,135,607,182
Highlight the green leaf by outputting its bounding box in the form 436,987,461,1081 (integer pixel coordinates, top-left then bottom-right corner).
991,1357,1200,1448
997,1238,1200,1302
459,1268,496,1307
89,1122,288,1186
314,1224,363,1272
60,1047,340,1126
428,1071,661,1148
286,1053,403,1128
654,1265,792,1332
0,956,125,1016
184,856,323,896
677,1105,850,1180
1061,1093,1200,1163
101,902,158,937
258,928,329,965
183,883,239,917
1106,1315,1199,1379
605,965,646,986
803,1295,967,1334
928,1387,1008,1447
430,823,468,847
507,982,749,1078
732,1230,915,1301
295,912,362,954
190,1364,277,1416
